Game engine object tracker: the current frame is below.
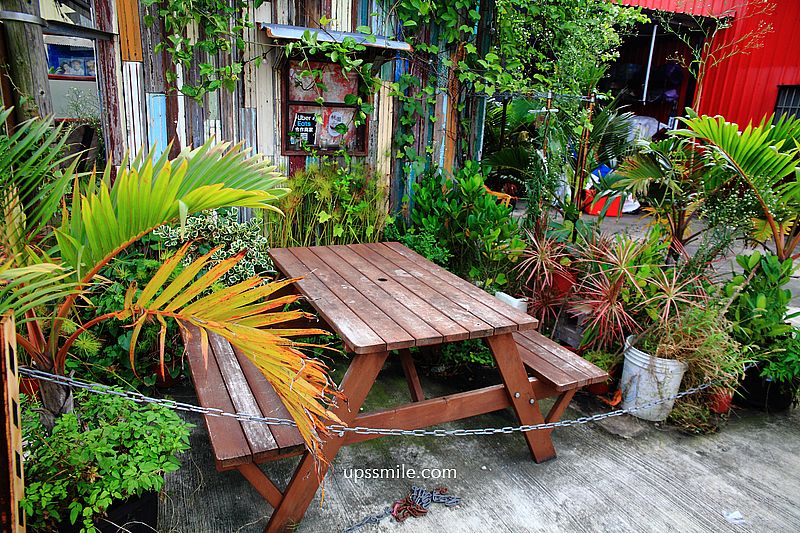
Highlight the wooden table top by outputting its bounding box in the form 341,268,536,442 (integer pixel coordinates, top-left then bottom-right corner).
269,242,538,354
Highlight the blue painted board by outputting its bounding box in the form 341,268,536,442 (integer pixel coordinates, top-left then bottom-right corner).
146,93,168,158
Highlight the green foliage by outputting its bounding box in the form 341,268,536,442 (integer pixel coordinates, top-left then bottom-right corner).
266,158,390,247
493,0,646,94
608,136,743,258
74,236,183,390
679,112,800,261
155,207,273,286
21,390,192,532
143,0,264,98
409,162,524,290
385,223,452,266
581,349,620,373
441,339,495,367
725,252,795,348
761,329,800,384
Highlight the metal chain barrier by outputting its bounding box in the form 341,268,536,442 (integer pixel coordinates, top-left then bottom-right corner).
19,366,735,437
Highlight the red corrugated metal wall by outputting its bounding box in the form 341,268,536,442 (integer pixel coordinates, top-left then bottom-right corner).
623,0,800,125
696,0,800,125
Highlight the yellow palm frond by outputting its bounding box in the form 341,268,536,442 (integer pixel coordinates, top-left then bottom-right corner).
84,243,339,457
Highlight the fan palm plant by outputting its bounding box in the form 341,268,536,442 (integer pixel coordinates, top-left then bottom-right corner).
0,109,339,455
607,137,735,260
677,112,800,262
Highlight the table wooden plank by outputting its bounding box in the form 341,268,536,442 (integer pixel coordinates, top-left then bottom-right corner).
289,247,416,351
209,333,279,461
384,241,539,329
367,242,521,334
346,243,493,337
309,246,443,345
333,244,472,342
232,346,305,455
270,248,386,353
182,326,252,470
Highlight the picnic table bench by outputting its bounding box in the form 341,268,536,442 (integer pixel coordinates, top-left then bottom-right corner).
184,242,607,532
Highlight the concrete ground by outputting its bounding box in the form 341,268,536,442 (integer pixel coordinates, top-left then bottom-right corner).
157,359,800,533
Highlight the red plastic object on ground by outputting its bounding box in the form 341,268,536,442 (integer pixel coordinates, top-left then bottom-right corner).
584,192,623,216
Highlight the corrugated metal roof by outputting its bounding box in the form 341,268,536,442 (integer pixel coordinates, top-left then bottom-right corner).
259,23,412,52
620,0,736,18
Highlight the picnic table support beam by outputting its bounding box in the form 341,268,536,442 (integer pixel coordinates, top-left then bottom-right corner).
264,351,389,533
237,463,284,509
344,376,556,446
487,333,557,463
398,349,424,402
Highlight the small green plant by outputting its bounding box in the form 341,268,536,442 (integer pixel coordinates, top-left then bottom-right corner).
74,235,183,390
21,390,192,532
760,329,800,386
265,157,390,247
581,349,620,373
440,339,495,367
724,251,795,347
409,162,525,291
154,207,274,286
385,223,452,266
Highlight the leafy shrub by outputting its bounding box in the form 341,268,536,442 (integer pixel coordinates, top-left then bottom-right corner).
384,224,452,266
581,349,620,372
154,207,273,286
761,329,800,384
409,161,524,290
21,391,192,532
725,251,795,348
265,158,390,247
440,339,494,367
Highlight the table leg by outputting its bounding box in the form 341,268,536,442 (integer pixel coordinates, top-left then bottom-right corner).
399,348,424,402
486,333,557,463
265,351,389,533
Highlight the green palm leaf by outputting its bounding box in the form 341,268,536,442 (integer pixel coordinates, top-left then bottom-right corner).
0,262,77,319
56,139,289,282
0,109,77,260
677,112,800,259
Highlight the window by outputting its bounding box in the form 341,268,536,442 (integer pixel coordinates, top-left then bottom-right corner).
775,86,800,121
283,60,367,155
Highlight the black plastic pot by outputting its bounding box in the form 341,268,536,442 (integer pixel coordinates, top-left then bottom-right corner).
96,491,158,533
734,363,798,412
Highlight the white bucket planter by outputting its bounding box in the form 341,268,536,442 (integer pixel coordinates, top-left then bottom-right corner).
494,291,528,312
620,336,688,422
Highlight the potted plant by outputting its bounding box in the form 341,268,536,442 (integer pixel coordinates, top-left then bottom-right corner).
20,389,192,532
724,252,798,411
738,329,800,412
621,305,747,422
581,349,621,395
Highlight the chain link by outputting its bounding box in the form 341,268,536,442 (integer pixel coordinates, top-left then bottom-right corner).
19,366,731,437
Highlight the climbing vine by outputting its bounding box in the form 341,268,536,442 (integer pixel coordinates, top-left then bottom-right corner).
142,0,266,99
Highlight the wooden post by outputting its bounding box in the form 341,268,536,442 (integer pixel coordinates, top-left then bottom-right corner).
0,0,53,122
1,314,26,532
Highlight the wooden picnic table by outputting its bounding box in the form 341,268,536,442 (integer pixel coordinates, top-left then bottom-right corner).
184,242,607,533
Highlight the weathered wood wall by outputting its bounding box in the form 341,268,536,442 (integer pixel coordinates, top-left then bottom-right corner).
103,0,490,212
